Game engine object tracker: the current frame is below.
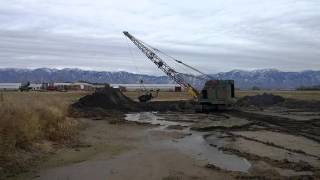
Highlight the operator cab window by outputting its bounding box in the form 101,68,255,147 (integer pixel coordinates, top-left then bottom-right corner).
231,84,235,98
202,90,208,99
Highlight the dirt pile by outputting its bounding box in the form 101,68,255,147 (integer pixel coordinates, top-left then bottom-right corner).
236,93,285,107
72,86,194,114
282,99,320,111
73,85,139,111
236,93,320,111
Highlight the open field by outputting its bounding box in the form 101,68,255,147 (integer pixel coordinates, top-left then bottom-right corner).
236,90,320,101
1,89,319,102
1,90,320,179
0,91,89,178
124,90,320,101
0,91,89,104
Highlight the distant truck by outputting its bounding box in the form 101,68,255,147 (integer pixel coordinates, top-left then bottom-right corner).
19,82,32,92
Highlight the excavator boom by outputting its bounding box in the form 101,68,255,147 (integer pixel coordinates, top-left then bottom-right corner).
123,31,235,111
123,31,199,98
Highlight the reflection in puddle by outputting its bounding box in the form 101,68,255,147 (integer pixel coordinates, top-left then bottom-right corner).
125,112,251,172
125,112,191,126
169,132,251,172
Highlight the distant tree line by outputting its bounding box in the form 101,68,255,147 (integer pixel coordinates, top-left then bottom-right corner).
251,86,261,90
296,85,320,91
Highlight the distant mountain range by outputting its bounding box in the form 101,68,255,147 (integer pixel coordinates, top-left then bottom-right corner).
0,68,320,90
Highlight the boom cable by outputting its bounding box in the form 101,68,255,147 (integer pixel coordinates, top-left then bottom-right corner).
136,37,213,81
125,37,147,92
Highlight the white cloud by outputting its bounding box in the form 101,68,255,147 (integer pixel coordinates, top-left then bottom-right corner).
0,0,319,74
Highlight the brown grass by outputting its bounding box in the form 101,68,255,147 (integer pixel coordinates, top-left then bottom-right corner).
236,90,320,101
0,91,89,175
0,90,318,176
124,90,320,101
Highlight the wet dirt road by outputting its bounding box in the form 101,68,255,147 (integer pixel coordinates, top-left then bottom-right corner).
29,116,234,180
16,108,320,180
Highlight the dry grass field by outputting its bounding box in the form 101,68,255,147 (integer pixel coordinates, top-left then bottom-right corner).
0,90,319,178
125,90,320,101
236,90,320,101
0,91,89,175
1,90,319,179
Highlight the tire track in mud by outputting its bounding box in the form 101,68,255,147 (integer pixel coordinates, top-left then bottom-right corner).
228,133,320,159
229,110,320,143
204,130,318,173
200,110,320,175
217,146,316,172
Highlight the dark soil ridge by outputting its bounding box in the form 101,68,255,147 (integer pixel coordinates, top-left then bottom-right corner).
190,122,254,132
230,110,320,143
236,93,320,111
230,133,320,159
236,93,285,107
217,146,316,173
72,86,195,113
73,87,320,113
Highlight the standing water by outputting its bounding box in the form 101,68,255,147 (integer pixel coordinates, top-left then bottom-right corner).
125,112,251,172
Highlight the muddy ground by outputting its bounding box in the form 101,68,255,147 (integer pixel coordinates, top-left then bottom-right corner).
9,89,320,180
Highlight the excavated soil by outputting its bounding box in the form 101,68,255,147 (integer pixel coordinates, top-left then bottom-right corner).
73,87,320,115
7,90,320,180
236,93,285,107
282,98,320,111
72,86,194,115
14,90,319,180
236,93,320,111
72,86,139,111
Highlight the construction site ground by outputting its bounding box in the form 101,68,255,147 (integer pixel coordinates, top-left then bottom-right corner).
8,90,320,180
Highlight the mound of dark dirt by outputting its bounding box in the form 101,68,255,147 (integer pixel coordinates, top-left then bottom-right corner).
72,86,195,115
236,93,285,107
73,86,139,111
144,101,195,112
282,98,320,111
236,93,320,111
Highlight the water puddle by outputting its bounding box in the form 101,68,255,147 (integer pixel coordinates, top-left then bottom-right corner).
125,112,252,172
125,112,191,127
168,132,251,172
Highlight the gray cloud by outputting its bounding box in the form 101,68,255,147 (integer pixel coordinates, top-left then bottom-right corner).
0,0,319,74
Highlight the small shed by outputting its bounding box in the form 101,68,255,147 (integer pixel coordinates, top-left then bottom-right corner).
0,83,21,91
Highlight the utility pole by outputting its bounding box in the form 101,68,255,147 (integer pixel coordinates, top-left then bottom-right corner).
0,92,3,102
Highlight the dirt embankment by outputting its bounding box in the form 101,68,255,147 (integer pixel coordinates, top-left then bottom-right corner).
9,90,320,180
74,89,320,115
282,98,320,111
236,93,285,107
236,93,320,111
71,86,194,116
72,86,139,111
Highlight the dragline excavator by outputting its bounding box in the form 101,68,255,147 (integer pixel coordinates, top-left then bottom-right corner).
123,31,235,111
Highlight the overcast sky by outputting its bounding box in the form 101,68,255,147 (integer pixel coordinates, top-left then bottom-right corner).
0,0,319,74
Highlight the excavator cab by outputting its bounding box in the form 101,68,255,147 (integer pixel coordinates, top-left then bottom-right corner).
197,80,235,111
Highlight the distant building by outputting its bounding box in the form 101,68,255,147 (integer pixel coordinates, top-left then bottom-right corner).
30,84,42,91
110,84,183,92
47,82,95,91
0,82,183,92
0,83,21,91
68,82,95,91
54,83,71,91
